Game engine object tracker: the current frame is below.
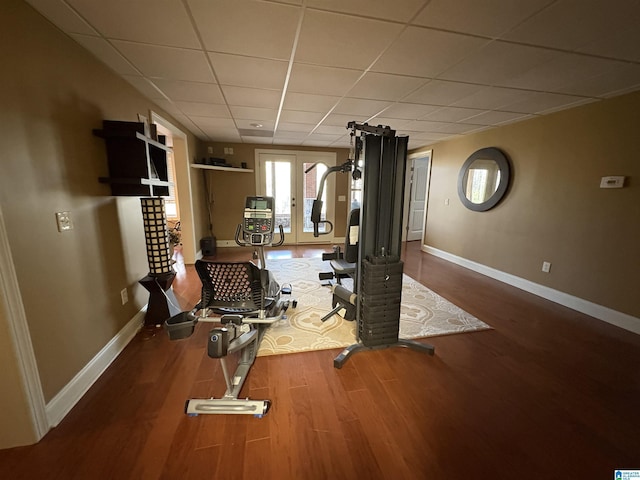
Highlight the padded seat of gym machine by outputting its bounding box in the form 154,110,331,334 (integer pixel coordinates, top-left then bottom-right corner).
330,257,356,276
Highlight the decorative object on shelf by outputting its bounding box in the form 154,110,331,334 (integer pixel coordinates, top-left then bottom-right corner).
457,147,511,212
168,220,181,247
138,197,181,326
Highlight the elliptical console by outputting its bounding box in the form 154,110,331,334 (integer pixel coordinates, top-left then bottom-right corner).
242,196,275,245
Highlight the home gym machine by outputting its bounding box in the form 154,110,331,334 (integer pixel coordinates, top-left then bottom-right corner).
310,121,435,368
165,196,291,416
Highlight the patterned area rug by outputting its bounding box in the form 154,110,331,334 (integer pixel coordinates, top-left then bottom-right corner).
257,256,491,357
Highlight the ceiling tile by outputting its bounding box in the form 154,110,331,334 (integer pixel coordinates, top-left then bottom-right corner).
151,79,224,104
221,86,281,109
499,91,589,114
322,113,370,127
174,101,231,117
273,130,310,139
314,124,349,135
372,26,489,78
451,86,528,109
404,80,483,106
70,34,138,75
462,110,532,126
202,128,242,142
277,122,315,133
333,98,393,117
367,117,412,129
121,75,167,100
25,0,97,35
577,26,640,62
112,41,215,82
502,52,628,94
279,110,326,124
503,0,640,52
421,106,487,122
230,106,277,122
67,0,200,48
375,103,441,120
189,0,300,60
288,64,364,96
350,72,428,101
209,53,288,89
283,92,340,112
296,10,403,70
568,64,640,98
188,116,237,130
306,0,426,23
412,0,555,38
439,41,557,86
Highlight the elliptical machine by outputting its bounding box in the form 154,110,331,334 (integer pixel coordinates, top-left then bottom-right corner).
165,196,291,417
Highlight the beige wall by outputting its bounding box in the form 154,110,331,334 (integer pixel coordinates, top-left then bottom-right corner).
421,91,640,318
0,0,202,447
0,279,39,447
197,142,350,241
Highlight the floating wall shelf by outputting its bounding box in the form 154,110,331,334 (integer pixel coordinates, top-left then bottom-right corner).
191,164,253,173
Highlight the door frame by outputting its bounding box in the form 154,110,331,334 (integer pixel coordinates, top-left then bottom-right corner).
150,112,196,263
403,149,433,244
254,149,336,244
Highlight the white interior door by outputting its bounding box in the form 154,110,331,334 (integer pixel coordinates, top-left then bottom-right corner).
256,150,336,244
406,151,432,242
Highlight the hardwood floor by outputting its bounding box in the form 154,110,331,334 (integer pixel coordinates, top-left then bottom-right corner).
2,242,638,479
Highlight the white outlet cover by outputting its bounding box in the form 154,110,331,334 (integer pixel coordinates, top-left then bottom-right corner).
55,211,73,232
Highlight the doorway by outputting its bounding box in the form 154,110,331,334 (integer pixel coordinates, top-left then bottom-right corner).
151,112,196,263
405,150,432,242
255,149,336,244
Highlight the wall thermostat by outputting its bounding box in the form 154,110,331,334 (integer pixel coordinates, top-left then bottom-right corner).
600,176,625,188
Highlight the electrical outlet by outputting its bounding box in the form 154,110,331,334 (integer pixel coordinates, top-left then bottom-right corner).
55,211,73,232
120,288,128,305
207,146,213,154
542,261,551,273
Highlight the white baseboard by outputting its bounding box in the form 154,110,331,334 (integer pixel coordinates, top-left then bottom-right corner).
216,240,237,247
45,309,145,427
422,245,640,335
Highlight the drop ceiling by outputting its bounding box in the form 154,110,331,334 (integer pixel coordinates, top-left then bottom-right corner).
25,0,640,149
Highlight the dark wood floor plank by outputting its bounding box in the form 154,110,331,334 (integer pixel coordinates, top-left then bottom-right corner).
1,242,638,479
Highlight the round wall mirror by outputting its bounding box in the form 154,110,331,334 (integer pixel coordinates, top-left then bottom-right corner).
457,147,511,212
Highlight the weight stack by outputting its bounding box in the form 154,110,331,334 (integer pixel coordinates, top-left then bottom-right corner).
359,256,403,346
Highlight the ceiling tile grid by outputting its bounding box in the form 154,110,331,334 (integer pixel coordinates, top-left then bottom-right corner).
24,0,640,150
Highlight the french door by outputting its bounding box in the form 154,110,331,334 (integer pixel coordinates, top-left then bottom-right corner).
255,150,336,244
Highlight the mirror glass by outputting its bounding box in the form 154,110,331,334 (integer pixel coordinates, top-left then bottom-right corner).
457,147,510,212
462,158,501,204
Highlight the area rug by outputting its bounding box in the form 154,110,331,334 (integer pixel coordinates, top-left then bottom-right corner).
257,256,491,356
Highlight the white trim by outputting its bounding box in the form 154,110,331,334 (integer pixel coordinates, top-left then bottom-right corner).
150,111,196,263
0,205,49,440
45,309,145,427
422,245,640,335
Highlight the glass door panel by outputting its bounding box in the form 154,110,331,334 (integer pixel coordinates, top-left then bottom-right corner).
265,160,292,234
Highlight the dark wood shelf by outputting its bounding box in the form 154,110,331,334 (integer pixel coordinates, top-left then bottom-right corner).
94,120,172,197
